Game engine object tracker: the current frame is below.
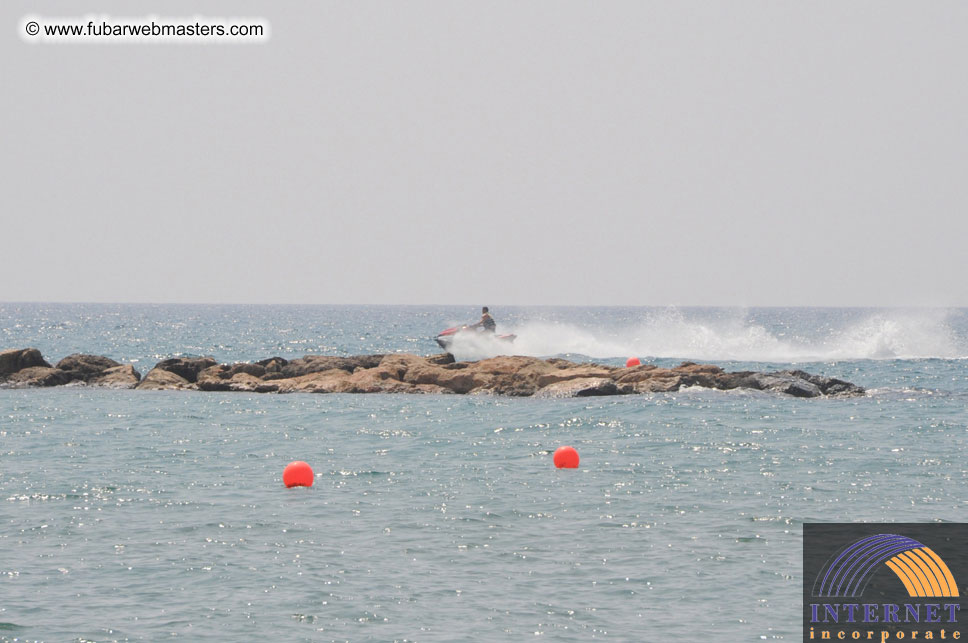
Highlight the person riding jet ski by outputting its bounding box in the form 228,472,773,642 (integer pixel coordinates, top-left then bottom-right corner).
467,307,496,333
435,307,515,350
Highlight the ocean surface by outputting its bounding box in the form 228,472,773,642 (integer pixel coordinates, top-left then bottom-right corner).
2,304,967,642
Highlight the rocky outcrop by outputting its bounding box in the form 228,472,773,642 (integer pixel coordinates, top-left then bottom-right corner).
0,348,50,376
279,355,385,378
51,354,141,388
716,369,861,398
256,357,288,378
153,357,218,383
56,354,120,381
4,366,72,387
0,348,866,398
197,363,280,392
137,368,195,391
534,377,625,398
132,356,220,391
0,348,141,388
94,365,141,388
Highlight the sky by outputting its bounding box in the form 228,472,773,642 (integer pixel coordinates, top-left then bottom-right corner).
3,1,966,306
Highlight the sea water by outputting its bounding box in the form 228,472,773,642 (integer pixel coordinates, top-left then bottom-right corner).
1,305,967,641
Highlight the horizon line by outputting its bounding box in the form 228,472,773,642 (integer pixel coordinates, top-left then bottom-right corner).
2,300,967,310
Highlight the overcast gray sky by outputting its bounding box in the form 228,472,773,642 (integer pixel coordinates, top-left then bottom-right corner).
3,1,966,306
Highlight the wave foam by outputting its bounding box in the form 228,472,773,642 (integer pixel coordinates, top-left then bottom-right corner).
500,309,965,363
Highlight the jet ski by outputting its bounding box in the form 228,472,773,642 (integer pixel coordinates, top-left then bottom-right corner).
435,326,517,351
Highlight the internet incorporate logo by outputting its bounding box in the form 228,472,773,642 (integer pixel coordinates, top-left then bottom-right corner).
803,524,966,643
814,534,959,599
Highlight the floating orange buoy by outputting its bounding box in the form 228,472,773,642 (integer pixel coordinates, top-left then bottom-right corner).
625,357,641,368
553,446,580,469
283,461,314,488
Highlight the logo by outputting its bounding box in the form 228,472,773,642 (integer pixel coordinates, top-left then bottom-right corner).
804,524,966,642
815,533,959,599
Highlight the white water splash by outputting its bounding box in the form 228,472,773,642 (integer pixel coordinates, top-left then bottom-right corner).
499,309,965,362
443,331,522,361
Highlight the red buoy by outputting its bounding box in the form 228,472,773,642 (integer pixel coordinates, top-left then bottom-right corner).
625,357,641,368
553,446,580,469
283,461,314,488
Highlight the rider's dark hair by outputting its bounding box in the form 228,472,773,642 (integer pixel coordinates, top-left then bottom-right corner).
482,306,489,313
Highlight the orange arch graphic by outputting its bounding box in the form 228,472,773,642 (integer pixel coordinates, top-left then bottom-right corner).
886,547,959,598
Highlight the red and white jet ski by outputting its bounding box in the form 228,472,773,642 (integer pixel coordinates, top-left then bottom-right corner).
435,326,517,351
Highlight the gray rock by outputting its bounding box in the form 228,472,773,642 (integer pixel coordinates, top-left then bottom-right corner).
91,365,141,388
3,366,71,388
751,373,822,398
154,357,218,383
819,378,865,397
55,354,121,383
0,348,50,376
255,357,288,373
535,377,627,398
136,368,195,390
280,355,385,378
781,370,865,397
203,363,267,379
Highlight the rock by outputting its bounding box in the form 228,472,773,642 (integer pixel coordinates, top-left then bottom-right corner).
278,369,354,394
535,365,617,388
412,383,453,394
137,368,196,390
3,366,71,387
462,356,564,396
256,357,288,373
403,361,490,394
280,355,385,378
613,364,659,383
0,349,866,398
201,372,277,393
817,377,865,397
677,362,724,373
535,377,627,398
632,375,682,393
724,371,824,397
718,371,759,391
750,373,822,398
781,370,865,397
338,365,415,393
230,363,267,377
1,350,139,388
55,354,121,383
720,370,864,398
375,353,430,381
91,365,141,388
154,357,218,383
0,348,50,376
195,368,231,391
196,363,267,390
341,368,417,393
675,362,727,388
